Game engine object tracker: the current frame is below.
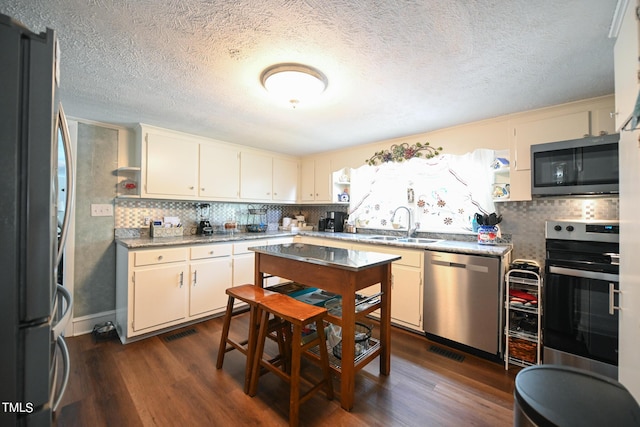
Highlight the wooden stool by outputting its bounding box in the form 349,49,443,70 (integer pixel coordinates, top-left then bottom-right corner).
249,294,334,427
216,285,286,394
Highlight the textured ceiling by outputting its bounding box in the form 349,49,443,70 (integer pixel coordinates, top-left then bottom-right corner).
1,0,619,156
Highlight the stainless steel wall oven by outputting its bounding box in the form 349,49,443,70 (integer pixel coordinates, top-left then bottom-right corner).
543,220,620,379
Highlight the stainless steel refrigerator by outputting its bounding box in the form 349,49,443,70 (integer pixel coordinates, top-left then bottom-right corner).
0,13,74,426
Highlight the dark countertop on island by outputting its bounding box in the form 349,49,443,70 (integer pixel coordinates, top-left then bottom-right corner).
250,243,401,272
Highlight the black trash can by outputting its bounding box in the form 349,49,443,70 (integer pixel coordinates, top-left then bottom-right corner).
514,365,640,426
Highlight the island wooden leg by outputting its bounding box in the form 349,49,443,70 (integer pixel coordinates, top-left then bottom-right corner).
340,290,356,411
380,264,392,375
254,254,265,288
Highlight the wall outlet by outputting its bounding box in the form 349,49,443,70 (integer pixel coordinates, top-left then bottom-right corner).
91,203,113,217
144,217,151,226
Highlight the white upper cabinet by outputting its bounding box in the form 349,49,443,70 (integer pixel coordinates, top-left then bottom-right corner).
272,157,298,202
240,151,273,201
240,151,298,202
301,157,332,202
143,131,199,198
200,144,240,200
138,124,297,202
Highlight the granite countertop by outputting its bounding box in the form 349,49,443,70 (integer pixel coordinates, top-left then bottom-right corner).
116,229,512,257
298,231,513,257
115,230,295,249
250,243,401,271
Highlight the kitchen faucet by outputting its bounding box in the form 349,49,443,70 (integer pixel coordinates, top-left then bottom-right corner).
392,206,414,238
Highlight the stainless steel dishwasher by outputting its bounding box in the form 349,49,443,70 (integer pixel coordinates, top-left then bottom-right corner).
423,250,502,356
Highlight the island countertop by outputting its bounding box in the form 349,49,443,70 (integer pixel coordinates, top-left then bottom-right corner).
249,243,401,272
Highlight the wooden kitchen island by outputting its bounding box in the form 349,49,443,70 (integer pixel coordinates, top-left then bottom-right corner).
250,243,400,411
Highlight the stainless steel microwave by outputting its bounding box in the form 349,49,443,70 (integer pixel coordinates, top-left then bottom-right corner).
531,133,619,196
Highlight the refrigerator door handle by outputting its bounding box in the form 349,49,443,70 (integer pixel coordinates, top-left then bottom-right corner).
51,335,70,412
52,284,73,340
56,103,75,267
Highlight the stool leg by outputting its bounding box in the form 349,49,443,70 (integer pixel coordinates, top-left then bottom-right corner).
279,322,291,374
243,305,260,394
216,295,235,369
289,324,303,427
315,320,334,400
248,309,270,397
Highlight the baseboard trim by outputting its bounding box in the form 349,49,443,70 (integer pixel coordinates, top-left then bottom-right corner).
71,310,116,336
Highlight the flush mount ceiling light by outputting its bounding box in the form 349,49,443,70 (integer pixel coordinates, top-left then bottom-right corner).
261,63,328,107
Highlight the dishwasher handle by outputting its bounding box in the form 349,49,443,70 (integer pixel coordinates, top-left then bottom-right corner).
430,259,489,273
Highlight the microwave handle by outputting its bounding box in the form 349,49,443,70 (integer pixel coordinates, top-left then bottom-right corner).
609,282,622,315
575,149,583,172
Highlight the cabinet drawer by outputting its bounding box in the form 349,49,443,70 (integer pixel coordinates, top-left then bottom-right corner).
134,247,188,266
353,243,422,268
191,243,232,260
392,248,423,268
233,239,268,255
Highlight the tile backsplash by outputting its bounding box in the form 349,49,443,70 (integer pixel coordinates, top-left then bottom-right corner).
495,196,618,263
115,196,619,265
115,199,348,235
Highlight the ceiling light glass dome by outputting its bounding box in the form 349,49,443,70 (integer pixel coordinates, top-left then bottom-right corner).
261,63,328,107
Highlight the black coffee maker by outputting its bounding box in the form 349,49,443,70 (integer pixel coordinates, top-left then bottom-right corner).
197,203,213,235
325,211,346,232
198,220,213,235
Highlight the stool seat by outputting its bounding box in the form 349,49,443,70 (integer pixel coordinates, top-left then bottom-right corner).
216,284,286,394
250,293,333,427
255,293,328,324
225,284,279,302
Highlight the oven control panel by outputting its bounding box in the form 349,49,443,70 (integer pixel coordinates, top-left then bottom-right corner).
545,220,619,243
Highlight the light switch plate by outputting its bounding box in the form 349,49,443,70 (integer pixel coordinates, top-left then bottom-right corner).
91,203,113,217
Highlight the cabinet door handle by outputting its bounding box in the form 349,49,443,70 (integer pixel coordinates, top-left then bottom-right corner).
201,187,205,191
189,186,194,190
193,270,197,286
158,255,163,261
609,283,621,315
179,271,184,288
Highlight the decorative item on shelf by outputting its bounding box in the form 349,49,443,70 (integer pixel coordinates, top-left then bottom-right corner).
493,184,510,199
365,142,443,166
490,157,510,169
339,190,350,202
120,179,137,195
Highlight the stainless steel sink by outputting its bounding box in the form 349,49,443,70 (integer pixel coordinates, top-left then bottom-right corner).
362,235,441,245
363,235,400,241
395,237,441,244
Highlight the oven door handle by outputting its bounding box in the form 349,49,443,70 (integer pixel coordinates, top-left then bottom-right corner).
548,266,619,282
609,283,622,315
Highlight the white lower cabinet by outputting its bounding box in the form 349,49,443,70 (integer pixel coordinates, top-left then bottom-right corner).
189,244,233,316
132,263,188,331
116,243,233,343
351,243,424,331
297,236,424,332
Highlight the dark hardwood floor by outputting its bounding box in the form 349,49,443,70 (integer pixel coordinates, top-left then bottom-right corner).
53,315,518,426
